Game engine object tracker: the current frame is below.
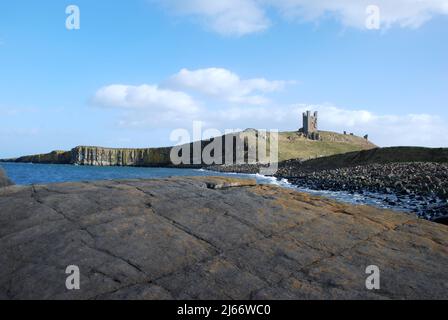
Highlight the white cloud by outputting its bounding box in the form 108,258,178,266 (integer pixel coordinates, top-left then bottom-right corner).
160,0,270,36
92,71,447,147
190,103,447,147
93,84,199,113
92,68,292,127
266,0,448,29
157,0,448,35
92,84,202,127
287,104,448,147
165,68,291,105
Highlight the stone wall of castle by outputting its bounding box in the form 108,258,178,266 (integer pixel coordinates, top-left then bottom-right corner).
301,110,320,140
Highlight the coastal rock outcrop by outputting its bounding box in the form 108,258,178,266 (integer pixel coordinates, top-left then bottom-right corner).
0,176,447,299
208,147,448,222
6,150,72,165
0,167,13,188
1,130,378,167
282,162,448,220
70,146,173,166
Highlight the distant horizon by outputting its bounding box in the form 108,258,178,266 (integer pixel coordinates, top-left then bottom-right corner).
1,1,447,158
2,128,447,161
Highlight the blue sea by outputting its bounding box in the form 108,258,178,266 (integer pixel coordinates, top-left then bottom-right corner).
1,162,280,186
0,162,421,217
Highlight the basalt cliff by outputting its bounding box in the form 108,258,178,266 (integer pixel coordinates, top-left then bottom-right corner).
2,147,173,167
1,130,376,167
71,146,173,167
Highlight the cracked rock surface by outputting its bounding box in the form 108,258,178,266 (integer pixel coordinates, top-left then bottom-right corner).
0,176,447,300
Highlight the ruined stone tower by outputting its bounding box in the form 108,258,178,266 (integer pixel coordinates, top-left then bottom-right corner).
300,110,320,140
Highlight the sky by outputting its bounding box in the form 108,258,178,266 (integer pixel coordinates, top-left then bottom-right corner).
0,0,447,158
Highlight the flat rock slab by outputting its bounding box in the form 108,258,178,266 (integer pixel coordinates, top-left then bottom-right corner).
0,177,447,300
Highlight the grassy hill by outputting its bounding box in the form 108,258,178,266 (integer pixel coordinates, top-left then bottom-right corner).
280,146,448,172
3,150,72,164
1,130,377,166
277,130,377,162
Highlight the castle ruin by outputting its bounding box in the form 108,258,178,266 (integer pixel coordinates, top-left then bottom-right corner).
299,110,320,140
299,110,369,141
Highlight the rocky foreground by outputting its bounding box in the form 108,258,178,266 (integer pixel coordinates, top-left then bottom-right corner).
208,161,448,222
0,176,447,300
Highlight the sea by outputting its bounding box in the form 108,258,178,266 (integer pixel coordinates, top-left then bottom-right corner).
1,162,284,187
0,162,420,217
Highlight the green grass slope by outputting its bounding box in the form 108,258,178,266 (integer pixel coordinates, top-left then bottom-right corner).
285,146,448,172
277,131,377,162
2,130,378,166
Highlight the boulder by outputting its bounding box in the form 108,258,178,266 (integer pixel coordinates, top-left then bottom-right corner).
433,215,448,226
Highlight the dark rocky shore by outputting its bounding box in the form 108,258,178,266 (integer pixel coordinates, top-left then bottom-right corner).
207,161,448,222
0,176,447,299
279,162,448,220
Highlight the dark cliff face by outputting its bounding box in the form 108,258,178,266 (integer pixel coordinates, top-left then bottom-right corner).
70,146,173,166
1,129,379,168
4,131,258,167
68,136,247,167
14,151,72,164
0,167,13,188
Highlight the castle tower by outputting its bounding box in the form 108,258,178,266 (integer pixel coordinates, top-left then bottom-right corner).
301,111,319,140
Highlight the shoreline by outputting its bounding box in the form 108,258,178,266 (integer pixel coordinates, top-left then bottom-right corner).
206,162,448,223
2,160,448,224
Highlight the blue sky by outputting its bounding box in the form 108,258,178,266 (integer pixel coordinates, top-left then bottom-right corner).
1,0,447,158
